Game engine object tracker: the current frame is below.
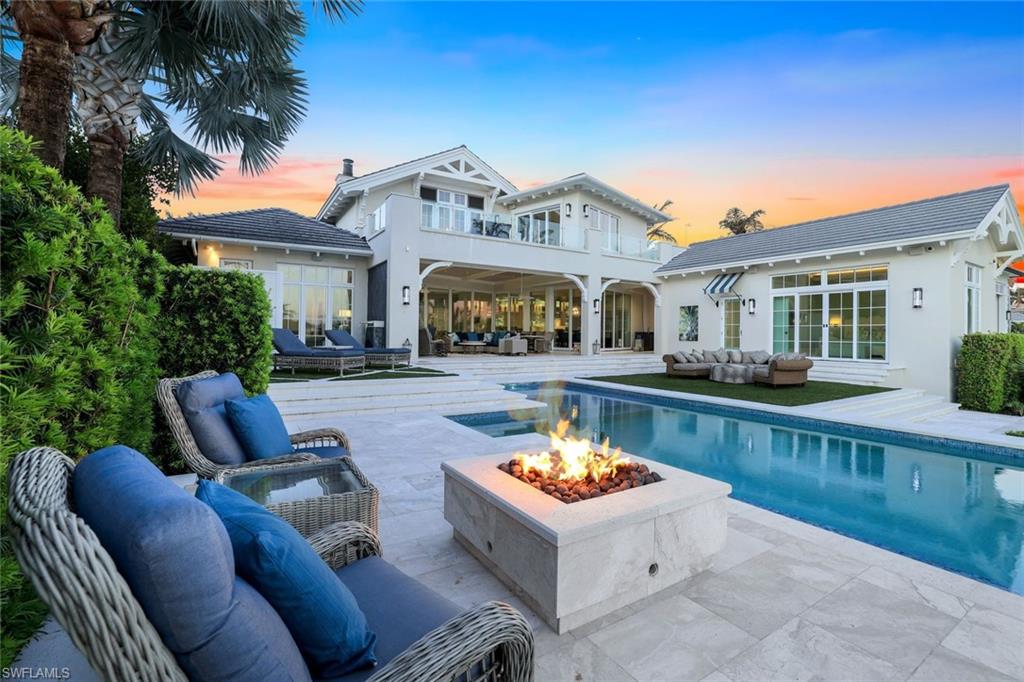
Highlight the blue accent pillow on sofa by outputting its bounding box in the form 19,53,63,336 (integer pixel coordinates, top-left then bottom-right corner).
73,445,311,682
196,480,377,678
225,394,293,460
175,372,248,465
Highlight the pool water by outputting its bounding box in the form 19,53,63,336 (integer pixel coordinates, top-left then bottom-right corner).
450,382,1024,594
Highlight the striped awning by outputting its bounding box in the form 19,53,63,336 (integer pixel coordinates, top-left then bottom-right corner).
704,272,743,296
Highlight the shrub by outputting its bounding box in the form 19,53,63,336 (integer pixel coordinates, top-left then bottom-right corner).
957,333,1024,413
153,266,273,473
0,126,164,667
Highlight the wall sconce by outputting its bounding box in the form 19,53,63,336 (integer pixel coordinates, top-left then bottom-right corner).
565,203,572,217
912,288,923,309
402,285,411,305
582,203,590,219
593,298,601,315
747,298,756,315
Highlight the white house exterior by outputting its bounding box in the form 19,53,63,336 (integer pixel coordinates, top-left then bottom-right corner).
160,146,675,356
655,185,1023,399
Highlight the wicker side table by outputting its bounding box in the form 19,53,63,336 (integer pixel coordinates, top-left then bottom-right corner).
220,458,379,537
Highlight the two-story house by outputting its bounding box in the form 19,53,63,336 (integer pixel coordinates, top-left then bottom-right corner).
158,146,674,357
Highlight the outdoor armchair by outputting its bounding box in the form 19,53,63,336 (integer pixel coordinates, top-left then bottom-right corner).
6,446,535,682
272,327,367,375
157,370,352,480
326,328,412,369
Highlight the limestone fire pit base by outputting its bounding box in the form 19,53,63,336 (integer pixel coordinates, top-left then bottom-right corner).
442,452,731,634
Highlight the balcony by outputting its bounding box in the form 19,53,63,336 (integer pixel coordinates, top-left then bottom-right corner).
421,201,585,250
603,233,662,261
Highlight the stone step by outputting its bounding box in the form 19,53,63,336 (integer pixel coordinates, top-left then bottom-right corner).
823,388,925,412
276,387,536,418
907,402,962,423
269,376,484,402
859,394,946,419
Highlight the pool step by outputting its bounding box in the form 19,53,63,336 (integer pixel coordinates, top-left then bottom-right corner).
822,388,925,413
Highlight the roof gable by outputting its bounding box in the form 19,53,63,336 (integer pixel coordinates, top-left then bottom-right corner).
158,208,371,254
656,185,1014,274
498,173,672,225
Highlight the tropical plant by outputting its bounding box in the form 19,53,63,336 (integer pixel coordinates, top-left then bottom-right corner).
719,207,766,235
3,0,362,226
647,199,677,243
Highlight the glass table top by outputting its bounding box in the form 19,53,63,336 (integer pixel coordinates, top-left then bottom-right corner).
223,459,364,505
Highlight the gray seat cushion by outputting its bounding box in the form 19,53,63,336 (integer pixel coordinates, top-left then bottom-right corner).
176,373,248,465
677,363,712,371
73,445,311,682
752,365,770,378
329,556,461,681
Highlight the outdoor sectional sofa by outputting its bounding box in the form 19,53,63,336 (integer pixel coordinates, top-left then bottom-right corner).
7,445,535,682
447,330,514,353
662,348,814,387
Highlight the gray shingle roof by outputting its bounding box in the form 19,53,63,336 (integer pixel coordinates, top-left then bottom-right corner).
656,184,1009,274
157,208,371,253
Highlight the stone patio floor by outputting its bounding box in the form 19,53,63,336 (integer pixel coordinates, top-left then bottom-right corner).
300,410,1024,682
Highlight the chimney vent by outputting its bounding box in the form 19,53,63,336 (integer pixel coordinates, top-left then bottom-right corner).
341,158,354,178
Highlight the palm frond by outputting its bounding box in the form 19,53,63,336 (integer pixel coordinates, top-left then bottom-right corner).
138,122,221,196
1,47,19,114
314,0,365,22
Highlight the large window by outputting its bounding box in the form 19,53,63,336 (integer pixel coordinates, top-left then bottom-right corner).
515,207,562,246
966,264,981,333
438,290,494,333
495,294,523,332
553,288,581,349
603,291,632,349
279,264,354,347
529,290,547,332
770,264,887,360
424,290,450,332
722,298,740,349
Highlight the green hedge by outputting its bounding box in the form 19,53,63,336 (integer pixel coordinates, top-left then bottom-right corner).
957,333,1024,413
0,126,164,667
152,266,273,473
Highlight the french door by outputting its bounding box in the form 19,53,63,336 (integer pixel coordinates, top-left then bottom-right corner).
553,288,581,350
772,289,886,360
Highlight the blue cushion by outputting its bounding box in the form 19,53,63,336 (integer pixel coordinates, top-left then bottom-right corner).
312,348,365,358
175,373,247,466
328,557,461,681
365,348,410,355
466,332,480,342
73,446,311,682
273,328,316,356
196,481,377,678
225,394,293,461
325,329,365,350
295,445,350,459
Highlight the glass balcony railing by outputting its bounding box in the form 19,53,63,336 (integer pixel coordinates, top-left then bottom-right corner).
603,233,662,261
421,201,586,250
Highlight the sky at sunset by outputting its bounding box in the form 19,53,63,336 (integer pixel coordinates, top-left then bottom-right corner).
165,1,1024,245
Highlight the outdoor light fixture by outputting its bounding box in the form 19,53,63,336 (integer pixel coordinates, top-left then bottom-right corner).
593,298,601,315
912,288,923,309
565,203,572,217
402,285,411,305
582,203,591,218
747,298,756,315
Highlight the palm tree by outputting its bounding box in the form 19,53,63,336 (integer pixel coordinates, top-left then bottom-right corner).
4,0,362,226
4,0,111,169
647,199,677,243
719,207,766,235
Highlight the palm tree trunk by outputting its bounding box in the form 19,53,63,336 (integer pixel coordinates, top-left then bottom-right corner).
16,33,73,169
85,130,125,226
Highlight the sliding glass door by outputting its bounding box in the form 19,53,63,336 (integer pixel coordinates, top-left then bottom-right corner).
772,287,886,360
602,291,633,349
553,288,581,350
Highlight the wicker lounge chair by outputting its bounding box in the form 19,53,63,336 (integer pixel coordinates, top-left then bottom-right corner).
157,370,352,480
7,446,535,682
326,329,412,370
272,327,367,375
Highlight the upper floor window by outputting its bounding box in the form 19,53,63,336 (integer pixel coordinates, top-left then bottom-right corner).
966,264,981,333
587,207,621,250
515,206,562,246
421,186,485,231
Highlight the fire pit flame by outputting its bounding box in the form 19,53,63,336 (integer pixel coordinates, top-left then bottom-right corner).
498,419,663,503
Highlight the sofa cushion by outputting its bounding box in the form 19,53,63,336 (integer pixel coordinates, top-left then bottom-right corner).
727,349,742,363
687,352,704,363
332,556,461,681
294,445,350,459
752,365,770,378
175,373,248,465
73,446,311,682
709,348,727,363
196,481,377,678
448,332,459,344
483,332,494,344
672,351,688,364
225,394,293,461
677,363,712,371
325,328,365,350
273,328,315,356
701,349,717,363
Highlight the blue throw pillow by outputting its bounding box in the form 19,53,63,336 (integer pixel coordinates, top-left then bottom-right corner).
225,394,293,460
196,480,377,678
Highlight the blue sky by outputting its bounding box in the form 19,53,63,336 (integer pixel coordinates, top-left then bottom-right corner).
177,1,1024,243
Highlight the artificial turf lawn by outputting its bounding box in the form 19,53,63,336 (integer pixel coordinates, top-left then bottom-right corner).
270,367,453,382
586,373,894,407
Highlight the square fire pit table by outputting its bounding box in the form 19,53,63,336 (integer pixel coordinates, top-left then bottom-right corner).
442,452,731,633
221,458,379,537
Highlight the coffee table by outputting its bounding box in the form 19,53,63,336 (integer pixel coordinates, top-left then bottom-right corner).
710,364,753,384
460,341,487,354
220,458,379,537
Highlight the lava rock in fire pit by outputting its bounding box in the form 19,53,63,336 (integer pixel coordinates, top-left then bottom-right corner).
497,457,664,504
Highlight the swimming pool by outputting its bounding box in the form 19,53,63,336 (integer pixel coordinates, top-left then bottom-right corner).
449,381,1024,594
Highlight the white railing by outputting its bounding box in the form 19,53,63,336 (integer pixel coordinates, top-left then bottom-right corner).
421,201,586,250
603,233,661,261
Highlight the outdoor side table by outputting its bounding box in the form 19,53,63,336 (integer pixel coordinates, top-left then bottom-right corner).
220,458,379,537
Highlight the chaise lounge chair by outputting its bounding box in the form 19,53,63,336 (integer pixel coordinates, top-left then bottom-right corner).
326,329,412,370
157,370,352,480
272,328,367,375
7,446,535,682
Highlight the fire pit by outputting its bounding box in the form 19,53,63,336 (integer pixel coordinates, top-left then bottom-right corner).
497,420,663,503
442,427,731,634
